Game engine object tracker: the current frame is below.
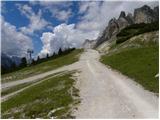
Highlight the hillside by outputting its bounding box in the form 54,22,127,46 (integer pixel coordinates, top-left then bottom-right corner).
2,49,83,83
101,45,158,93
100,24,159,93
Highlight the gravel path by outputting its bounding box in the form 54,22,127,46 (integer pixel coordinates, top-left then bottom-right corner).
1,62,82,90
2,49,158,118
74,49,158,118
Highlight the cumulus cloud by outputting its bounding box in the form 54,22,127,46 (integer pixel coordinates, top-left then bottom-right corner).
17,4,50,35
1,17,33,57
54,9,72,21
39,23,98,57
30,1,73,22
30,1,72,8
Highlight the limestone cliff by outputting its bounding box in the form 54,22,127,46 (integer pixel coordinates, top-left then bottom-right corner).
94,5,159,48
134,5,159,24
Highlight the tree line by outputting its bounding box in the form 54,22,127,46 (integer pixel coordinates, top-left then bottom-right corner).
116,21,159,44
1,48,75,74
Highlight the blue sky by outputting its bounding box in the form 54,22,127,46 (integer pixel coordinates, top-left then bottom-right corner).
1,1,158,58
2,1,80,56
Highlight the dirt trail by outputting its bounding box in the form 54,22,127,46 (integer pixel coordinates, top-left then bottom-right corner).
74,49,158,118
2,49,158,118
2,62,82,90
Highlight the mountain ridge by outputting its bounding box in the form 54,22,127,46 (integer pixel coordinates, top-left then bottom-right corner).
83,4,159,49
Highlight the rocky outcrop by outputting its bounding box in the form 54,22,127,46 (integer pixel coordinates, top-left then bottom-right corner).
82,39,97,49
94,5,159,48
154,6,159,19
134,5,159,24
126,13,134,24
95,11,131,47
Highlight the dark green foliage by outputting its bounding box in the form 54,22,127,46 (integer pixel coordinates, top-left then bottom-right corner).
58,48,63,55
20,57,27,68
11,62,16,71
1,61,17,74
1,66,8,74
31,59,36,65
46,53,49,59
37,56,40,61
52,52,56,57
116,35,132,44
116,22,159,44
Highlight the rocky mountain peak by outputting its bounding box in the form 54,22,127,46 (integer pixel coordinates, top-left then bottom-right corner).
134,5,158,23
108,18,117,24
141,5,151,11
94,4,159,48
82,39,97,49
119,11,126,18
153,6,159,19
126,13,134,24
154,6,159,13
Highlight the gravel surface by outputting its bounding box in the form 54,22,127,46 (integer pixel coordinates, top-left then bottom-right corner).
2,49,158,118
74,49,158,118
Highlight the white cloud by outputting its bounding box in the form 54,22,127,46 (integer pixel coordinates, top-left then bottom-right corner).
36,1,73,9
39,23,98,57
1,17,33,57
17,4,49,35
54,9,72,21
30,1,73,22
78,2,90,14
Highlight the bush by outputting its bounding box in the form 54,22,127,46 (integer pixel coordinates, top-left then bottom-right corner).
116,22,159,44
116,35,133,44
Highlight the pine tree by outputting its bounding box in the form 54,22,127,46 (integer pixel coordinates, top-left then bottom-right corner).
1,65,7,74
32,59,36,65
20,57,27,68
11,62,16,71
46,53,49,59
37,56,40,61
52,52,55,57
58,48,63,55
36,56,40,63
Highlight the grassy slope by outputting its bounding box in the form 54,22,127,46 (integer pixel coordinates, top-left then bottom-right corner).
2,72,80,119
2,49,83,83
1,72,63,97
101,45,159,93
1,82,34,96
